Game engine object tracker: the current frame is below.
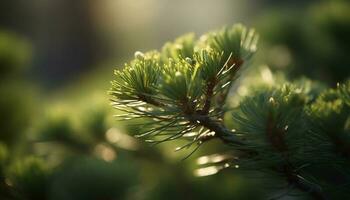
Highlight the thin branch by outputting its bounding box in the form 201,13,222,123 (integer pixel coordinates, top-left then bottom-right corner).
188,114,244,146
284,167,329,200
202,78,217,114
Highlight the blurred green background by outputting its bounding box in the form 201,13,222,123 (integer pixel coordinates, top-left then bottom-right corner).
0,0,349,199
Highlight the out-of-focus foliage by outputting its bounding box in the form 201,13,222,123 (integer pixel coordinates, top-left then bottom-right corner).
0,31,35,147
0,31,32,78
49,157,137,200
0,143,8,174
7,157,50,200
257,0,350,83
0,84,33,146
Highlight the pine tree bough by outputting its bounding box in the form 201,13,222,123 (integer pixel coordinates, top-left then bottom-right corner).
110,24,350,199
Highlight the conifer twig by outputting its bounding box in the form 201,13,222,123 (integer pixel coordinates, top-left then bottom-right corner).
284,168,329,200
188,114,244,145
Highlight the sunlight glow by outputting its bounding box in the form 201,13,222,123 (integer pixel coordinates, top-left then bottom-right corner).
105,128,139,150
260,67,274,85
194,166,220,177
94,144,116,162
196,154,234,165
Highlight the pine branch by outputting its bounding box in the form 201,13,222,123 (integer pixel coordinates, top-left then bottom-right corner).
108,24,350,199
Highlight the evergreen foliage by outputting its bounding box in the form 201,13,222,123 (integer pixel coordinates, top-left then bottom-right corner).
110,24,350,199
0,3,349,199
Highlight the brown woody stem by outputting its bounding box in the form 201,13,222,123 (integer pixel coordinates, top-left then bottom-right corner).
284,167,329,200
202,79,216,115
188,114,244,145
